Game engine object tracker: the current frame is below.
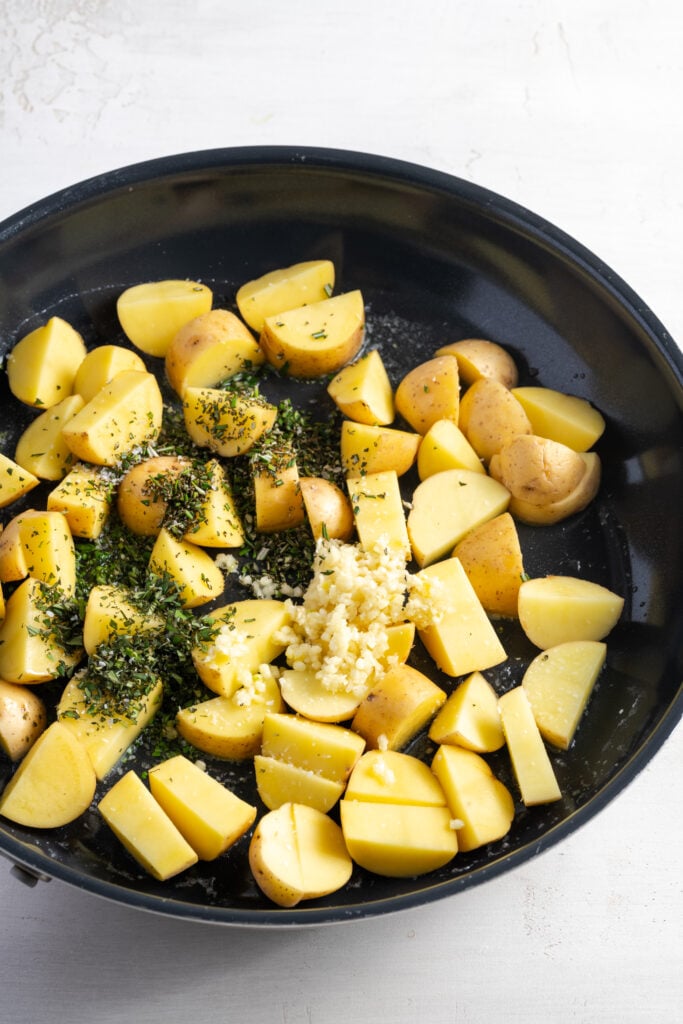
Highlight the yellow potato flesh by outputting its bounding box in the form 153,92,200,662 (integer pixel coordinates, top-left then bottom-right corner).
261,712,365,783
260,290,365,378
346,469,410,558
414,558,508,677
0,509,77,595
0,453,39,509
82,583,163,655
416,418,485,479
351,663,446,751
149,755,257,860
254,755,345,813
46,463,112,539
184,459,244,548
431,744,515,851
0,679,47,761
341,421,420,477
57,677,163,780
452,511,525,618
518,575,624,649
0,578,82,683
183,386,277,457
61,370,163,466
236,260,335,334
299,476,355,542
407,468,510,568
278,668,370,724
253,463,306,533
116,279,213,357
511,386,606,451
498,686,562,805
98,770,199,880
0,721,96,828
428,671,505,753
7,316,87,409
339,800,458,877
436,338,519,388
394,355,460,434
327,349,395,425
175,674,284,760
148,528,224,608
345,749,448,806
165,308,264,396
380,621,415,669
522,640,607,749
14,394,84,481
73,345,146,402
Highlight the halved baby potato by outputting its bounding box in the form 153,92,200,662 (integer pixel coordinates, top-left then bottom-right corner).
7,316,87,409
327,349,394,425
436,338,519,388
116,279,212,357
165,308,264,396
259,290,365,378
236,260,335,334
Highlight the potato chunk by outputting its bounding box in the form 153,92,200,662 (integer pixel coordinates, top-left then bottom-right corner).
261,713,365,783
260,291,365,377
299,476,355,542
175,671,284,759
0,721,96,828
0,453,39,509
0,679,47,761
345,749,448,806
394,355,459,434
165,309,264,396
452,511,525,618
346,469,410,557
327,349,394,425
0,509,77,595
236,259,335,333
517,575,624,649
341,421,420,477
116,279,212,357
73,345,146,402
428,671,505,753
183,386,277,457
436,338,519,388
431,744,514,851
278,668,370,724
458,377,532,463
47,463,112,539
339,800,457,878
416,418,485,479
351,663,446,751
7,316,87,409
498,686,562,805
14,394,84,481
0,578,83,683
521,640,607,749
148,529,224,608
511,386,606,451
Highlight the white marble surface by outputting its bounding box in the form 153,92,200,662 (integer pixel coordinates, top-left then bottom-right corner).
1,2,681,1022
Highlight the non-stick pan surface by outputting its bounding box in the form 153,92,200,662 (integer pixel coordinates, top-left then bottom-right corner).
0,147,681,926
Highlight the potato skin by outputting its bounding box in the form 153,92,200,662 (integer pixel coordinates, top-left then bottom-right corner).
0,679,47,761
394,356,459,434
436,338,519,388
457,378,532,463
117,455,190,536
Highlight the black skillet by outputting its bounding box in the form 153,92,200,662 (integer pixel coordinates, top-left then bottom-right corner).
0,147,681,926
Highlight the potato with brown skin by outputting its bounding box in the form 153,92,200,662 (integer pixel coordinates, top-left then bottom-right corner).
259,291,365,378
165,309,264,396
436,338,519,389
117,455,190,536
299,477,355,541
457,377,532,463
394,355,459,434
504,454,601,525
0,679,47,761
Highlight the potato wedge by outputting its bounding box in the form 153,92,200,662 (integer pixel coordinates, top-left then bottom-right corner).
522,640,607,749
431,744,515,851
236,259,335,333
165,309,264,396
278,668,371,724
0,509,77,595
327,349,394,425
416,418,485,479
175,671,284,759
0,577,83,684
345,749,448,806
394,355,459,434
518,575,624,649
82,583,163,655
253,461,306,533
183,386,277,457
350,663,446,751
452,511,525,618
0,453,39,509
436,338,519,388
14,394,84,481
0,679,47,761
339,800,457,878
46,463,112,539
458,377,532,462
7,316,87,409
346,470,410,557
498,686,562,805
261,712,365,783
299,476,355,542
341,421,420,478
73,345,146,402
116,279,212,357
511,386,606,451
148,529,224,608
259,290,365,377
428,671,505,753
254,756,345,813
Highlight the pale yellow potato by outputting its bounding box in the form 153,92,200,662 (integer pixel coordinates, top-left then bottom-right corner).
46,463,112,539
73,345,146,402
116,279,213,357
428,671,505,753
278,668,370,723
98,770,198,880
7,316,87,408
184,459,244,548
254,755,345,813
192,599,291,697
0,509,76,595
175,673,285,759
249,801,352,907
57,676,163,779
493,452,602,525
260,712,365,783
381,621,415,668
522,640,607,749
350,663,446,751
0,721,96,828
259,290,365,377
413,558,507,677
394,355,459,434
236,259,335,334
345,749,448,807
431,744,515,851
489,434,587,506
62,370,163,466
149,529,224,608
452,511,525,618
82,584,163,655
327,349,394,425
183,386,277,457
511,385,606,452
165,308,264,396
458,377,532,463
14,394,84,481
346,469,410,558
117,455,191,536
518,575,624,650
0,453,39,509
340,421,420,477
498,686,562,805
0,679,47,761
149,755,257,861
416,418,485,479
299,476,355,542
253,462,306,533
339,800,458,878
436,338,519,388
407,468,510,568
0,578,83,684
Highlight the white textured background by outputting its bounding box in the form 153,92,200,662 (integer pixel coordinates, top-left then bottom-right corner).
1,2,681,1023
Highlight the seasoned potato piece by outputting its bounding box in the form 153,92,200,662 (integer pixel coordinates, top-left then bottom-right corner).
184,460,244,548
341,421,420,478
458,377,532,462
165,309,264,396
431,744,515,851
183,386,277,457
73,345,146,402
436,338,519,388
428,671,505,753
327,349,394,425
47,463,112,539
117,455,191,536
14,394,84,481
116,279,212,357
394,355,459,434
299,477,355,542
254,461,306,533
498,687,562,805
237,260,335,333
0,453,39,509
350,663,446,751
0,578,83,684
452,512,525,618
0,679,47,761
517,575,624,649
0,509,76,595
0,721,96,828
7,316,87,409
522,640,607,749
148,529,224,608
82,584,163,655
511,386,606,451
416,418,484,479
346,470,410,557
260,291,365,377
